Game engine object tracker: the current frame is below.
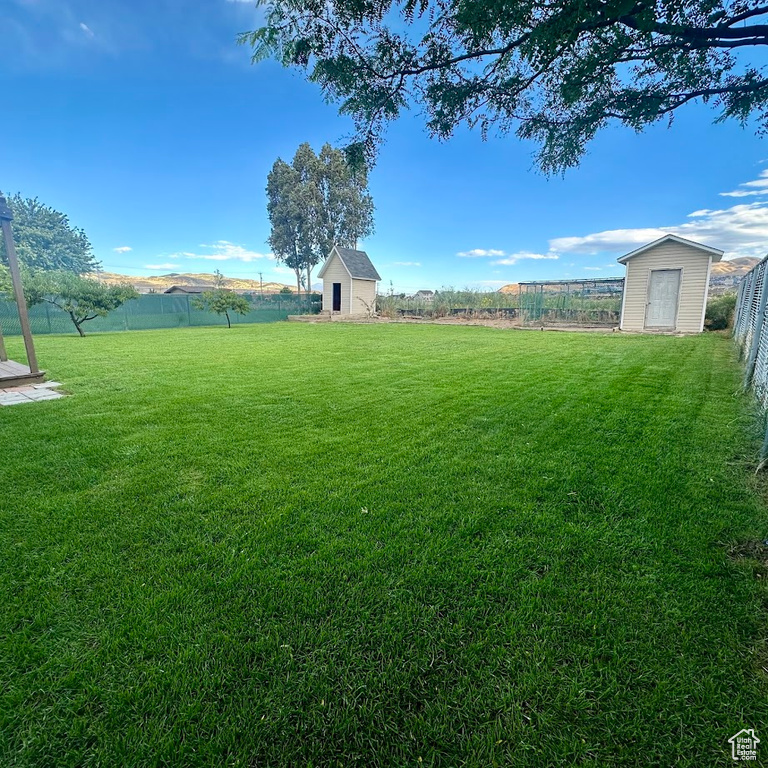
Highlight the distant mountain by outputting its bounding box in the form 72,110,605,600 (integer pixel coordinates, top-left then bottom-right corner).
710,256,760,276
88,271,297,294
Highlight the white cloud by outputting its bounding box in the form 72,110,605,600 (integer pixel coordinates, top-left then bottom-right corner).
583,266,602,271
492,251,559,266
458,248,559,265
145,263,180,270
550,228,664,254
549,200,768,260
113,246,132,253
720,170,768,198
392,261,421,266
457,248,506,258
79,22,94,38
174,240,275,262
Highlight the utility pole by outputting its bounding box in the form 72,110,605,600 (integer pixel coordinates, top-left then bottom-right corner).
258,272,263,297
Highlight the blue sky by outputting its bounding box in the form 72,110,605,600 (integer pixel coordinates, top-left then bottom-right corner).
3,0,768,293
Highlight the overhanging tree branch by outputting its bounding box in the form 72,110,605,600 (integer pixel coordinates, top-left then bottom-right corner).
247,0,768,172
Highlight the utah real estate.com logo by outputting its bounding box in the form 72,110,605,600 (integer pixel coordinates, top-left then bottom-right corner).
729,729,760,761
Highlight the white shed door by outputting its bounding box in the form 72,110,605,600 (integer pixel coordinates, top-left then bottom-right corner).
645,269,681,329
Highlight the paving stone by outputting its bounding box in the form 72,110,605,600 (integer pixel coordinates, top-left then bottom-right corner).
0,383,66,405
27,391,62,401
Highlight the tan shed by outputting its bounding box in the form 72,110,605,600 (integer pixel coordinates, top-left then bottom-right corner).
618,235,723,333
317,246,381,316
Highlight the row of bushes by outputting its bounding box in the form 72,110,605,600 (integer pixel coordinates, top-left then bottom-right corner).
376,288,737,330
705,293,737,330
376,289,520,318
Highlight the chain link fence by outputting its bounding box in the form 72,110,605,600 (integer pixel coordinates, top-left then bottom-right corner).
0,293,320,336
732,256,768,457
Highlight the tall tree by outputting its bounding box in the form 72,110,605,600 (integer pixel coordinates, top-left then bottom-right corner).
0,193,99,273
292,143,326,293
244,0,768,173
265,143,375,293
266,159,307,295
318,143,374,252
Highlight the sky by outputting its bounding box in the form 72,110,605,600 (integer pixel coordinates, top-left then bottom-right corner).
2,0,768,294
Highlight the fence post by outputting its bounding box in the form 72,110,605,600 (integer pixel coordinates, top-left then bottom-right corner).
743,272,768,390
733,278,746,338
186,296,192,327
739,270,759,356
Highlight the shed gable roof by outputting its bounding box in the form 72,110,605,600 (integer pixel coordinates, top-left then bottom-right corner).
617,234,723,264
318,246,381,281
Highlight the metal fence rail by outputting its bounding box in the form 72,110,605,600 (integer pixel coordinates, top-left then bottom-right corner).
519,277,625,327
0,293,320,336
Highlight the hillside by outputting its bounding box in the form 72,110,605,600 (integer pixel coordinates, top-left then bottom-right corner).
710,256,760,276
89,271,294,294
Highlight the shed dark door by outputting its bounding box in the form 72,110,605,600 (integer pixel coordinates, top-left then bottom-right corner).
332,282,342,312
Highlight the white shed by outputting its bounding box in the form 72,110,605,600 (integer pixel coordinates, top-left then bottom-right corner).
618,235,723,333
317,246,381,315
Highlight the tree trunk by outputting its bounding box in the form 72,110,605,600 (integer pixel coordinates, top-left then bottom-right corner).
225,311,231,328
295,269,302,298
70,312,85,337
306,265,312,304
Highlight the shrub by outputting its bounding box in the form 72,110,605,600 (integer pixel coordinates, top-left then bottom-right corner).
705,292,737,330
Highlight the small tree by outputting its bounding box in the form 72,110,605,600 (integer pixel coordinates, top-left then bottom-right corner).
279,285,293,294
193,289,251,328
18,270,138,337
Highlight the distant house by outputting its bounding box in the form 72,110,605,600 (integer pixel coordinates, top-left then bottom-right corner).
317,246,381,315
409,290,435,302
163,285,215,294
618,234,723,333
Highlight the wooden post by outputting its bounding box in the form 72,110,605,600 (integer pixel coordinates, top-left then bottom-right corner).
0,320,7,362
0,196,39,373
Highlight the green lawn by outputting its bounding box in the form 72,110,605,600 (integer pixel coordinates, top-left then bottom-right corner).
2,324,767,767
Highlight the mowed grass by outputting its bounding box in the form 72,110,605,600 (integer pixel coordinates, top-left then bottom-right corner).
2,323,768,767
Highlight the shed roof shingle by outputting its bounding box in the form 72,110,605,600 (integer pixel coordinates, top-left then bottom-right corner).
334,247,381,280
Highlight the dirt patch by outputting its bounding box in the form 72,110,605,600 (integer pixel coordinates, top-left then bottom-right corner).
726,539,768,579
291,313,622,332
377,316,619,332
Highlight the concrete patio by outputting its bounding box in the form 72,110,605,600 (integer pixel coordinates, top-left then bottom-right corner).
0,380,64,406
